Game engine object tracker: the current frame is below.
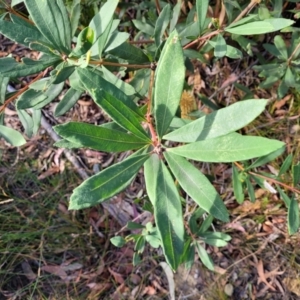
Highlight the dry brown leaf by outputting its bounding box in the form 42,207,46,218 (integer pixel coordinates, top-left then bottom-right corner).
21,261,36,281
220,73,238,89
108,267,125,284
38,165,60,180
41,265,68,281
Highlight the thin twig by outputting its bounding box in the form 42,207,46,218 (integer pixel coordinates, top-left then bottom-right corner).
234,162,300,195
232,0,261,24
0,71,45,114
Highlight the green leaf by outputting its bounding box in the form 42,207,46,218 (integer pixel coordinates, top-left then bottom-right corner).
0,16,49,48
95,19,113,58
154,30,185,138
278,154,293,176
17,109,34,137
183,241,195,270
54,122,149,152
195,242,214,271
51,63,75,84
196,0,209,34
89,0,118,42
214,34,227,58
12,0,24,6
164,152,229,222
16,82,64,110
276,185,291,207
77,68,142,117
101,66,137,96
246,176,256,203
92,89,150,141
170,1,181,32
145,155,184,271
144,152,160,205
110,236,126,247
70,0,81,37
274,35,288,59
126,222,145,230
209,40,242,59
132,20,154,36
54,139,81,149
246,146,285,170
71,26,95,56
54,88,82,117
108,42,150,64
163,99,268,143
0,76,9,104
293,163,300,187
0,125,26,146
225,19,294,35
232,164,244,204
154,4,171,47
104,31,130,53
167,132,285,162
24,0,72,53
0,55,60,78
288,197,299,235
69,153,149,210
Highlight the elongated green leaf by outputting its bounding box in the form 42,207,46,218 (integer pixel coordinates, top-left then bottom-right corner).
164,152,229,222
24,0,72,53
108,42,150,64
0,17,48,47
278,154,293,176
69,153,149,210
89,0,118,42
167,132,285,162
170,1,181,32
145,156,184,270
163,99,268,142
0,76,9,104
276,185,291,207
0,125,26,146
214,34,227,58
246,146,285,170
77,68,142,117
104,31,130,52
54,122,148,152
154,30,185,138
288,197,299,235
132,20,154,36
101,66,137,96
0,55,60,78
54,88,82,117
209,40,243,59
52,65,75,84
70,0,81,36
16,82,64,110
225,19,294,35
54,139,81,149
144,152,160,205
196,0,209,34
17,109,34,137
92,90,149,141
246,176,256,203
232,164,244,204
293,163,300,187
195,242,214,271
154,4,171,47
274,35,288,59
